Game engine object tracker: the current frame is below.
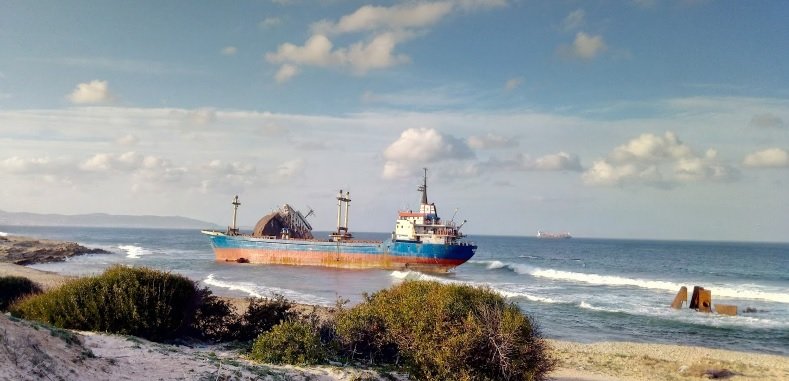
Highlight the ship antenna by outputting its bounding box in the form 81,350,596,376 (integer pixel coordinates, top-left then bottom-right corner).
418,167,428,204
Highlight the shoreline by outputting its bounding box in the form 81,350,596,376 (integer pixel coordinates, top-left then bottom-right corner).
2,258,787,380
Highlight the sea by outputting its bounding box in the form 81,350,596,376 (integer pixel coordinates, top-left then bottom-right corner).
2,225,787,356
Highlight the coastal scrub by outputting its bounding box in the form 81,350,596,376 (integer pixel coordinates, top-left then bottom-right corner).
0,276,42,311
334,281,555,381
10,265,198,341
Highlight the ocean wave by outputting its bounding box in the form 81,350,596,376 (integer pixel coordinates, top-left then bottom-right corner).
0,232,8,237
389,270,559,303
472,260,789,304
117,245,153,259
203,274,333,306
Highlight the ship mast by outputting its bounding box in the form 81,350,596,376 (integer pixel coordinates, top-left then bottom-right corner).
229,195,241,236
418,167,428,205
331,190,352,241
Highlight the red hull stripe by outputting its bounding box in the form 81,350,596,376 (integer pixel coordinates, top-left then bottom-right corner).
214,248,465,271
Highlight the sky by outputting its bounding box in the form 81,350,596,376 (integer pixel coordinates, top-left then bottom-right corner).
1,0,787,242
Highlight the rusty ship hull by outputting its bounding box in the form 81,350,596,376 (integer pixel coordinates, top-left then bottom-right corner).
202,230,475,272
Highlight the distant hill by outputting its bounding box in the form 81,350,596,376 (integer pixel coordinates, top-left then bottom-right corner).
0,210,220,229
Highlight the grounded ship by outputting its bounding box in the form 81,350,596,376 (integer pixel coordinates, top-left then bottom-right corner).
201,169,476,272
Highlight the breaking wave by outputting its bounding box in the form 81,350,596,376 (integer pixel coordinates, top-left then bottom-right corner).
389,270,559,303
117,245,153,259
203,274,333,306
0,232,8,237
471,260,789,304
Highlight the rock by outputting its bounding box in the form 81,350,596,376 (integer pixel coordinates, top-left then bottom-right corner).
0,235,109,265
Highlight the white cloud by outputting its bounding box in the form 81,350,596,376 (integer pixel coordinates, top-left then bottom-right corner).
534,152,583,171
487,152,582,172
583,132,737,186
504,77,523,91
220,46,237,56
67,80,115,104
267,1,503,80
311,2,454,35
259,17,282,29
561,9,585,31
572,32,606,60
0,156,56,173
116,134,139,146
467,133,517,150
749,113,784,129
266,34,338,67
275,64,300,83
188,108,217,125
266,33,410,75
383,128,473,179
743,148,789,168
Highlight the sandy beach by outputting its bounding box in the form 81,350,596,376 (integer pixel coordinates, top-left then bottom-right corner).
2,255,787,381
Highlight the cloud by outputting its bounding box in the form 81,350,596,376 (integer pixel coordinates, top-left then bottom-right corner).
749,113,784,129
266,33,410,76
67,80,115,104
310,2,454,35
534,152,583,171
504,77,523,91
571,32,606,60
275,64,299,83
0,156,57,173
267,1,504,81
486,152,582,172
259,17,282,29
383,128,473,179
467,133,518,149
220,46,237,56
583,132,737,186
561,9,585,31
116,134,138,146
743,148,789,168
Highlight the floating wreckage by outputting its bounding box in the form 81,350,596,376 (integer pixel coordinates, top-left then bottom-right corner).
670,286,738,316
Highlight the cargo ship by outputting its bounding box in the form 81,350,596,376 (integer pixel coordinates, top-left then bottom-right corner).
536,230,572,239
201,169,476,272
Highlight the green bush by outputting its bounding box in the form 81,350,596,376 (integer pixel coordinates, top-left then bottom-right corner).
249,320,326,365
0,276,42,311
334,281,555,381
10,265,199,341
231,295,296,342
190,288,235,342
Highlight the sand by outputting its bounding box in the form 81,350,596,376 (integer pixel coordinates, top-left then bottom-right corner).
2,261,787,380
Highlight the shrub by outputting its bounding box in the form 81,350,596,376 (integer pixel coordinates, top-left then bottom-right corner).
10,265,199,341
249,320,326,365
190,288,235,342
333,281,555,381
0,276,42,311
231,295,296,342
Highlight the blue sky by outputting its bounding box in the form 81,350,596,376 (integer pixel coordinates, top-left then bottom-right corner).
1,0,788,242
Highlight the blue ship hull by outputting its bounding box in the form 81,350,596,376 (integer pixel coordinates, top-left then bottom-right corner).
203,231,476,272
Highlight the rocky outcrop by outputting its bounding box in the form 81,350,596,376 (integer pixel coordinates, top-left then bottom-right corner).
0,235,108,265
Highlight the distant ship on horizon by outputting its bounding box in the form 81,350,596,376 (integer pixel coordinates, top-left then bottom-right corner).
537,230,572,239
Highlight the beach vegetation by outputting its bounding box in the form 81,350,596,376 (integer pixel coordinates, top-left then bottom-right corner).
10,265,199,341
0,276,42,311
232,295,296,342
333,281,555,381
249,319,326,365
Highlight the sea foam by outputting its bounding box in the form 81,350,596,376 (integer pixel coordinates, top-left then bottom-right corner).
472,260,789,304
203,274,333,306
117,245,153,259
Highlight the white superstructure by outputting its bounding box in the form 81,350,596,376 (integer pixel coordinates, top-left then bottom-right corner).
393,169,466,245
